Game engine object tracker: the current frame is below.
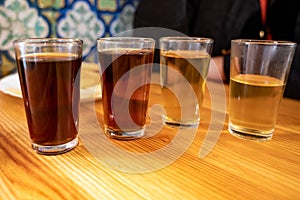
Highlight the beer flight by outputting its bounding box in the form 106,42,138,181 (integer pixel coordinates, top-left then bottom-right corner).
13,37,296,155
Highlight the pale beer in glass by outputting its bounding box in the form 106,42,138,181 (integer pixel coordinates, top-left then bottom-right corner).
160,37,213,127
228,39,296,141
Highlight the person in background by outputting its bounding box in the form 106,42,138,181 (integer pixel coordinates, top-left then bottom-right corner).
134,0,300,100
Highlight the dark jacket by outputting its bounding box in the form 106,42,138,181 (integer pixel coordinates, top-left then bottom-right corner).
134,0,300,99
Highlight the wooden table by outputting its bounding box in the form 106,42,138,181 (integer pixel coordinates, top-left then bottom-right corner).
1,73,300,199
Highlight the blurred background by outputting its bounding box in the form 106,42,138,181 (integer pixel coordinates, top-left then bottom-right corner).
0,0,140,77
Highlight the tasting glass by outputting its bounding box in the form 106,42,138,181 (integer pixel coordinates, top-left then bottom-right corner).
97,37,155,140
14,38,83,154
159,37,213,127
228,39,296,141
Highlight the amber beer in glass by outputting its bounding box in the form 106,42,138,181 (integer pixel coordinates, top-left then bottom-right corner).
14,38,83,154
160,37,213,127
229,39,296,141
97,37,155,140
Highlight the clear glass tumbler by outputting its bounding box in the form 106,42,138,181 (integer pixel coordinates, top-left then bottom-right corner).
14,38,83,154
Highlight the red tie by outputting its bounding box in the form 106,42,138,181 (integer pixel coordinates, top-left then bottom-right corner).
260,0,267,25
260,0,272,39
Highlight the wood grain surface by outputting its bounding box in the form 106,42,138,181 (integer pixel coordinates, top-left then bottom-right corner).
0,71,300,200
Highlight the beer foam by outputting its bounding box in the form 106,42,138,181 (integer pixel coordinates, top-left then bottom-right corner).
231,74,284,86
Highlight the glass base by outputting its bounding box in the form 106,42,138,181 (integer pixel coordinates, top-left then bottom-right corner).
104,127,145,140
228,124,273,141
31,136,78,155
162,115,199,128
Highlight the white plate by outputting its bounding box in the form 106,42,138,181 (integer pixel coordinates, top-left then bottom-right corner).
0,73,22,98
0,72,102,101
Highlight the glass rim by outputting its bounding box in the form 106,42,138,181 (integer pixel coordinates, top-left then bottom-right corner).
97,36,155,44
13,38,83,45
232,39,296,46
159,36,213,43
